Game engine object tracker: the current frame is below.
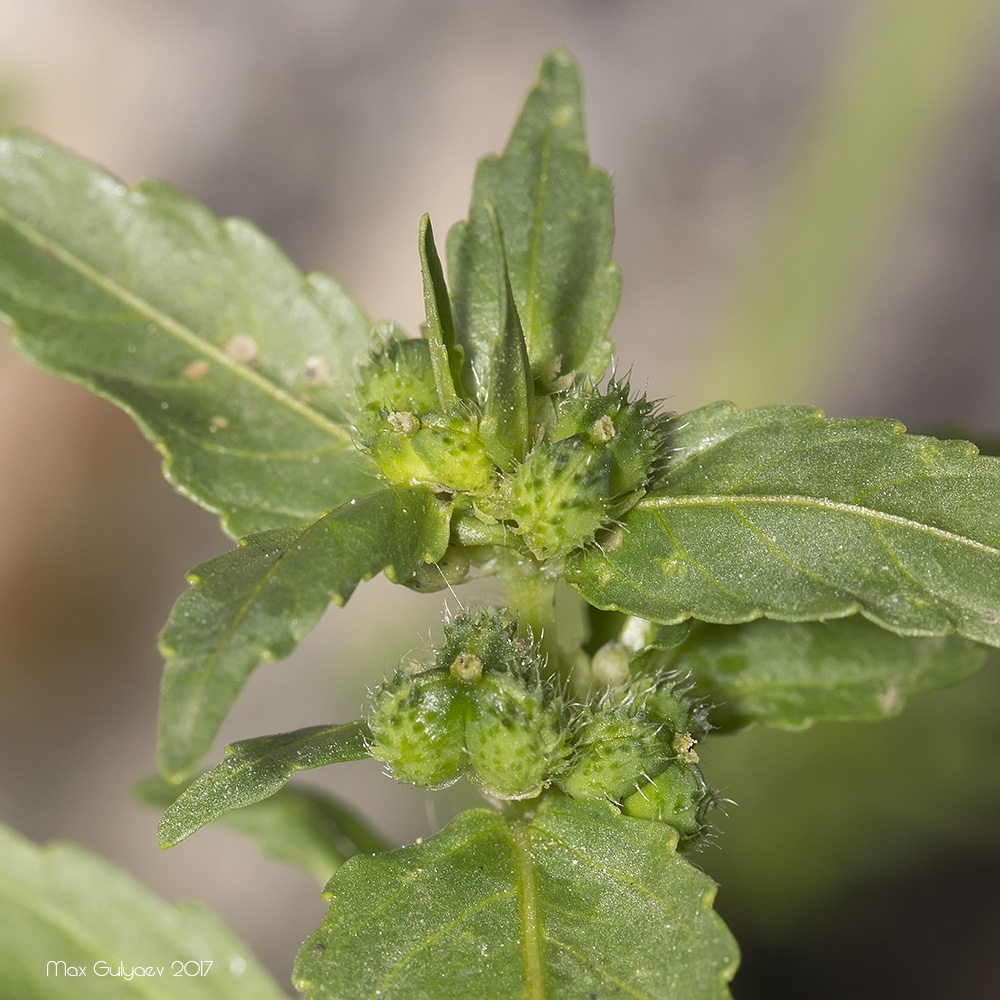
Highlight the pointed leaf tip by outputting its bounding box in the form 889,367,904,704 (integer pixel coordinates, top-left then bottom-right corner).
447,52,619,393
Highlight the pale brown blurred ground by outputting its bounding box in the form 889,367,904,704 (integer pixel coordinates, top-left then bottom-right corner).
1,1,999,992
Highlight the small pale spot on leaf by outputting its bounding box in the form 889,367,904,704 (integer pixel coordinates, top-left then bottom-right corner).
183,359,210,380
658,558,688,578
225,333,260,364
877,684,900,715
303,356,330,383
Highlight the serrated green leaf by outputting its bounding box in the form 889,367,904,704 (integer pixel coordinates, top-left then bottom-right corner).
140,776,385,885
148,723,385,878
0,130,378,538
418,213,462,409
293,796,738,1000
153,722,370,849
672,617,988,731
568,403,1000,646
0,822,285,1000
479,202,534,470
159,487,452,781
447,49,619,390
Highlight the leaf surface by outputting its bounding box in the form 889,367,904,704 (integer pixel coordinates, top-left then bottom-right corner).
672,617,988,731
156,722,371,851
418,213,462,408
568,404,1000,646
479,203,534,469
159,487,452,780
0,131,377,537
0,823,285,1000
293,796,738,1000
447,50,619,390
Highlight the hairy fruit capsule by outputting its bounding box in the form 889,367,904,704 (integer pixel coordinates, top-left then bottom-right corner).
503,435,612,559
559,705,669,802
621,761,711,842
368,671,467,788
465,672,569,799
368,610,567,799
355,339,495,491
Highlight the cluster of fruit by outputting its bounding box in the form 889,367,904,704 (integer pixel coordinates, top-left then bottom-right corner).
368,611,712,844
353,335,666,562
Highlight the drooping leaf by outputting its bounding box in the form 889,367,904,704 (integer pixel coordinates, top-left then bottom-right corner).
155,722,371,852
568,404,1000,646
447,49,619,390
418,213,462,409
479,202,534,470
0,822,285,1000
140,735,385,883
670,617,988,731
0,131,378,538
293,796,738,1000
159,487,452,781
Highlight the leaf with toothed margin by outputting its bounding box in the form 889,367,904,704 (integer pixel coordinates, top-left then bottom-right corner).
447,49,620,393
152,722,374,859
0,130,378,539
158,488,452,782
670,617,988,732
567,403,1000,647
139,769,388,885
293,796,739,1000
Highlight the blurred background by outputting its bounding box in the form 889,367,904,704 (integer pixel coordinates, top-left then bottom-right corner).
1,1,999,996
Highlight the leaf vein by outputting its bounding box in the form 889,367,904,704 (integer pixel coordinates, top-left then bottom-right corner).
0,201,346,441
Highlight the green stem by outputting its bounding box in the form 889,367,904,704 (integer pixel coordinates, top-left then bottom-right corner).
497,552,560,670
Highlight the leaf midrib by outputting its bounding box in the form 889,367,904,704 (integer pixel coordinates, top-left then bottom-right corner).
510,818,545,1000
638,493,1000,555
0,201,352,445
524,126,553,349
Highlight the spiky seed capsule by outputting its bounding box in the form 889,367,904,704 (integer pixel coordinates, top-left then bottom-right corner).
361,412,494,492
406,413,494,491
368,672,466,788
357,338,439,414
465,673,569,799
640,678,711,740
369,610,566,799
553,380,664,498
559,706,669,802
499,381,665,560
355,339,495,491
504,435,612,560
621,761,710,842
434,611,533,676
